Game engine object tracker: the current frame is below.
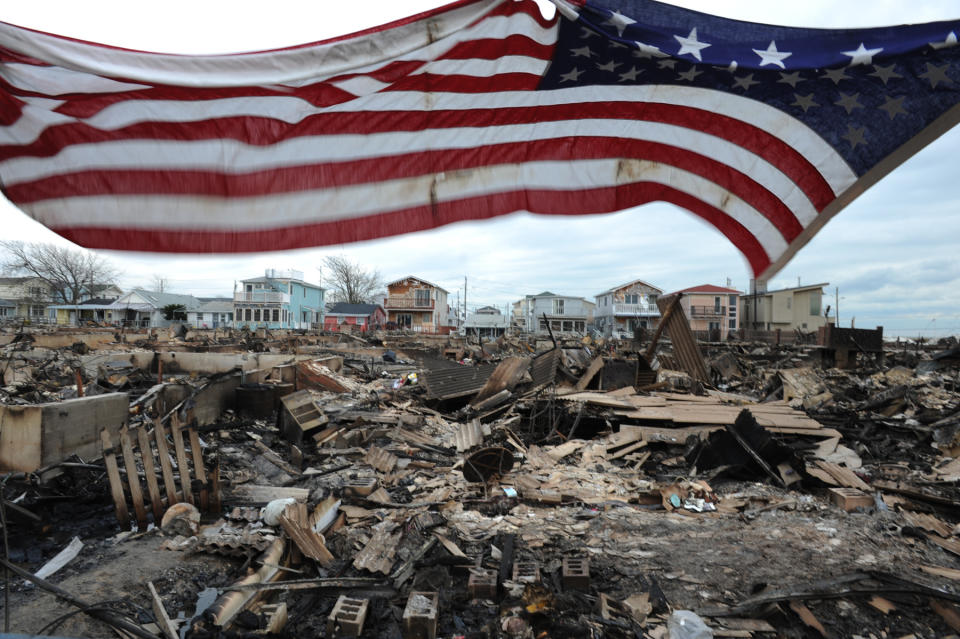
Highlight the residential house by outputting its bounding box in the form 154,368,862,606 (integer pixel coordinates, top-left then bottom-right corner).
464,305,509,338
82,283,123,302
0,276,54,321
323,303,386,332
49,297,122,325
667,284,742,340
0,298,15,321
108,289,203,327
189,299,235,328
593,279,662,337
384,276,450,334
234,269,324,330
517,292,594,334
740,282,830,332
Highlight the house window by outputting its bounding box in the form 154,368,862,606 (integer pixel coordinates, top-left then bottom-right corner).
0,307,7,317
254,308,261,321
29,286,43,297
245,308,251,321
553,299,564,315
273,309,279,322
786,298,792,310
423,312,432,323
415,289,431,306
246,284,252,292
809,295,821,316
729,318,736,329
30,305,44,316
714,296,721,312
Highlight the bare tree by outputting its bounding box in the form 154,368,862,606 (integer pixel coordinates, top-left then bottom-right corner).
1,241,120,305
322,255,382,304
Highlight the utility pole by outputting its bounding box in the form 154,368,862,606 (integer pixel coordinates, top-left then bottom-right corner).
835,286,840,326
463,276,468,336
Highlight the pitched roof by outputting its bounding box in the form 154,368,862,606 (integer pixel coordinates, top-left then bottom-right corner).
327,302,383,315
0,276,42,285
122,289,203,310
81,297,117,305
385,275,449,294
595,279,663,296
669,284,742,295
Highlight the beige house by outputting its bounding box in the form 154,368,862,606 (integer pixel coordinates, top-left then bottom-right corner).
740,282,830,332
594,279,662,337
384,276,450,334
668,284,742,340
0,276,53,320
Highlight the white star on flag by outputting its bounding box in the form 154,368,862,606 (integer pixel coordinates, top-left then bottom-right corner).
753,41,792,68
605,11,636,37
674,28,711,61
930,31,958,50
842,42,883,66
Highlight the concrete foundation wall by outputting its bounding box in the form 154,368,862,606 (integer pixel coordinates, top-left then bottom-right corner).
0,393,129,473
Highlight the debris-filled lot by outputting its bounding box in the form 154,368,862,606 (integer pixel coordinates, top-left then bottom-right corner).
3,320,960,638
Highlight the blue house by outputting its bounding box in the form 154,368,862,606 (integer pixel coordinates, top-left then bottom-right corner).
234,269,324,330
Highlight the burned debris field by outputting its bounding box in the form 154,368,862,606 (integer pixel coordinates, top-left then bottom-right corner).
2,319,960,639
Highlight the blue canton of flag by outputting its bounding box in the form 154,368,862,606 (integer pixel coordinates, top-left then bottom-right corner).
546,0,960,275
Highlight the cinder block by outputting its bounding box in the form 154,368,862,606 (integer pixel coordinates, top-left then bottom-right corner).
344,477,378,498
326,595,369,637
403,591,438,639
829,487,874,512
562,556,590,589
512,561,540,584
467,568,497,599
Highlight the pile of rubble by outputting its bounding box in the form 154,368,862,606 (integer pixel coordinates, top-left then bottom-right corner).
3,320,960,638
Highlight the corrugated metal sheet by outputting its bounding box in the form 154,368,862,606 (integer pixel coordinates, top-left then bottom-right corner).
657,295,710,384
422,364,496,400
529,348,561,392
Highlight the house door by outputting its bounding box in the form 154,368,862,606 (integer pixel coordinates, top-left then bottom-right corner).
397,313,412,328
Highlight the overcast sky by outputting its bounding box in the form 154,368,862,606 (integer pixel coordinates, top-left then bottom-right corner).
1,1,958,337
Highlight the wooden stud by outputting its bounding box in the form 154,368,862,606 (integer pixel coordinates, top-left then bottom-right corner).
188,427,209,511
136,426,164,522
153,419,178,507
100,429,129,525
118,426,148,529
170,413,194,506
148,581,179,639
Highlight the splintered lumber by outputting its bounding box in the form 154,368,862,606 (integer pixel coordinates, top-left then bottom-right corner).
471,356,530,405
806,461,871,491
278,502,334,565
148,581,179,639
574,357,605,391
136,426,164,522
189,428,209,510
101,429,129,524
154,419,178,507
170,413,194,505
118,426,148,528
227,485,309,505
365,446,398,473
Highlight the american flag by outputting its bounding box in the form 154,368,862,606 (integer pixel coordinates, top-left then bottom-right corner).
0,0,957,278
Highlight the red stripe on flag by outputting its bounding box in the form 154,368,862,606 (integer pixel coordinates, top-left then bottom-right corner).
7,137,805,242
50,182,771,273
1,102,833,214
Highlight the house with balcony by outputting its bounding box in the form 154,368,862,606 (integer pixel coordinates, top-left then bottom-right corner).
668,284,742,340
593,279,662,337
516,292,594,335
740,282,831,332
234,269,324,330
0,276,54,321
323,303,386,332
383,276,450,333
464,305,510,338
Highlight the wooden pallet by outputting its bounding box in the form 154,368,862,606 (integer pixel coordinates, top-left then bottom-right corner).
101,412,220,529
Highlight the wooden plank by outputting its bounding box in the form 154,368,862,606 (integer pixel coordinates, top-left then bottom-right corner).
170,413,194,506
119,426,148,529
574,357,605,391
153,420,178,507
921,564,960,581
188,427,209,511
135,426,164,522
148,581,179,639
101,429,129,525
278,502,334,565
